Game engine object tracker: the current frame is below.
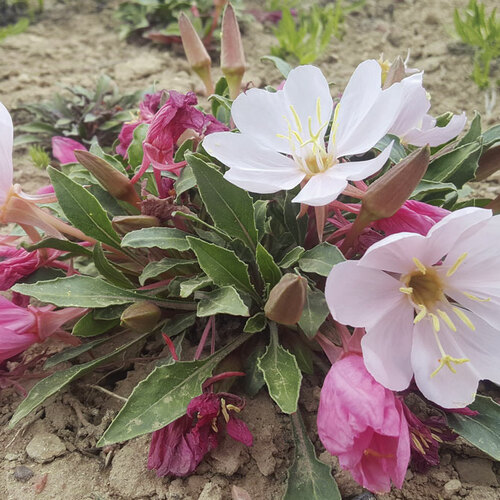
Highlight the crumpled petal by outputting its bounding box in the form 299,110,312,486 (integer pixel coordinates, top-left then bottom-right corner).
403,112,467,147
226,416,253,446
0,102,13,204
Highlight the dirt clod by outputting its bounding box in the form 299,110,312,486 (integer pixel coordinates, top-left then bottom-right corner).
25,432,66,463
455,458,498,486
13,465,34,482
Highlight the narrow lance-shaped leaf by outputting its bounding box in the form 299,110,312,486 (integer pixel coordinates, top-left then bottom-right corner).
97,332,254,446
93,243,134,289
256,243,282,288
284,411,341,500
48,167,121,249
121,227,191,251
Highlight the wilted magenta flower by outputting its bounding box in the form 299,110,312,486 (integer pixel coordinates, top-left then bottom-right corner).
148,392,252,477
51,136,87,164
372,200,450,236
0,244,62,290
116,91,163,157
318,353,410,493
131,91,228,184
0,296,85,363
35,184,55,195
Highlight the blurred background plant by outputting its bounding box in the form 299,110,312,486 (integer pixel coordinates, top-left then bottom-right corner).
14,75,147,149
454,0,500,90
115,0,246,47
0,0,44,42
270,0,364,65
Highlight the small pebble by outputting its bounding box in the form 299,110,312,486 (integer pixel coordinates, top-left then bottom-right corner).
350,493,376,500
13,466,34,482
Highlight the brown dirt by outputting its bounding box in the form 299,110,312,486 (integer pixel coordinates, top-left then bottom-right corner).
1,1,500,499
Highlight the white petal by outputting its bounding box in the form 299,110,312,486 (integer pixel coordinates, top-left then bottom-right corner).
404,112,467,147
292,171,347,206
231,87,291,153
0,102,14,204
283,65,333,143
388,73,430,136
362,303,415,391
224,168,304,194
411,320,479,408
326,260,403,328
334,142,392,181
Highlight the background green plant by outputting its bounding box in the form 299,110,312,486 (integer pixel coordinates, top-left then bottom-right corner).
454,0,500,89
0,0,44,42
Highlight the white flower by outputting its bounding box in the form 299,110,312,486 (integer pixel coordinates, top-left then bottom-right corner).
326,207,500,408
388,72,467,147
0,102,14,206
203,61,403,206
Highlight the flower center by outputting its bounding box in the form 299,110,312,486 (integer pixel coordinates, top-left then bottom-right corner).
404,266,445,311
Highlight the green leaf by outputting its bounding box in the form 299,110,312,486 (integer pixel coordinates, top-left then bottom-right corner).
121,227,191,251
284,191,308,245
139,258,199,285
284,411,341,500
483,124,500,149
175,164,196,201
261,55,293,78
188,154,258,250
254,200,270,240
244,312,267,333
458,112,481,146
187,237,258,299
197,286,250,317
72,311,120,337
279,247,305,268
298,243,345,277
48,167,121,249
412,179,457,200
162,312,197,338
243,343,266,396
179,275,212,298
93,244,134,289
256,243,282,288
10,328,155,427
97,333,253,446
258,323,302,414
23,238,92,257
298,288,330,339
447,396,500,460
127,123,148,168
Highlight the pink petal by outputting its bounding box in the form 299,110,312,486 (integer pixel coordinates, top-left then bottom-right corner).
0,327,39,363
226,416,253,446
51,136,87,164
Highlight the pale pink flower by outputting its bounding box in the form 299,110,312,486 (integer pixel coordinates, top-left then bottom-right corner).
318,353,410,493
0,296,84,362
51,136,87,164
203,61,404,206
388,73,466,147
372,200,450,236
326,207,500,408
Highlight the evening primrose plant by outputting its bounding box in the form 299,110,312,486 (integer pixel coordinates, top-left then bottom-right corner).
3,37,500,496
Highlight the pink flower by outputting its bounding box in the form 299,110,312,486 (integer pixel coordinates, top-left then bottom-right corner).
148,392,252,477
326,207,500,408
372,200,450,236
318,353,410,493
51,136,87,164
0,296,85,363
35,184,55,195
0,245,63,290
131,91,228,184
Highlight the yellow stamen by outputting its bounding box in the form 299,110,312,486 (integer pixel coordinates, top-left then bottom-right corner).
289,105,302,132
446,252,468,277
437,309,457,332
211,418,218,432
429,313,440,332
431,354,470,378
430,433,443,443
226,404,240,413
452,307,476,331
412,257,427,274
400,286,413,295
316,97,322,124
463,291,490,302
411,435,426,455
220,398,230,423
414,305,427,324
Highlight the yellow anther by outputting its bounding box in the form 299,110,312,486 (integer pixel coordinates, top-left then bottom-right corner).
316,97,322,124
414,305,427,324
411,434,426,455
452,307,476,331
463,291,490,302
211,418,219,432
226,404,240,413
289,105,303,132
431,355,470,378
437,309,457,332
220,398,230,423
400,286,413,295
446,252,468,277
412,257,427,274
430,433,443,443
429,313,440,332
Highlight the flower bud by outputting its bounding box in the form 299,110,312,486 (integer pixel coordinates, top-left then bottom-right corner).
382,56,406,89
221,3,246,100
475,145,500,181
179,12,214,95
362,145,430,221
74,150,141,209
264,273,307,325
112,215,160,235
121,301,162,332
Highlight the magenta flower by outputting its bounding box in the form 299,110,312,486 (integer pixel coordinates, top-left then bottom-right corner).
148,392,252,477
131,91,228,184
318,353,410,493
0,244,62,290
0,297,85,363
51,136,87,164
372,200,450,236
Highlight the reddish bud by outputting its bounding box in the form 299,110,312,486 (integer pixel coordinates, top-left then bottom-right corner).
383,56,406,89
111,215,160,235
476,145,500,182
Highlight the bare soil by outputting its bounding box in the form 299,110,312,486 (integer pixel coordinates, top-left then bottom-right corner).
1,1,500,499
